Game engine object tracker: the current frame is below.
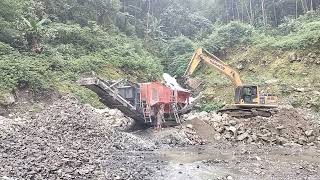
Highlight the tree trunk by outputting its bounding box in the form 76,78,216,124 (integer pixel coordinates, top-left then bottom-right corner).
241,0,244,22
236,0,241,21
145,0,151,40
134,0,137,27
244,0,252,24
231,0,235,20
225,0,229,23
305,0,309,11
300,0,305,12
273,0,278,25
261,0,266,27
295,0,298,18
250,0,254,25
32,38,41,53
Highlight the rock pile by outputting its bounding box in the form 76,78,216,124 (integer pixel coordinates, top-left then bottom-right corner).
158,127,205,146
183,108,320,146
136,126,205,148
0,96,156,180
94,108,135,131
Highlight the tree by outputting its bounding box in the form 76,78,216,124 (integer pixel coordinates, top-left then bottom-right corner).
22,17,49,53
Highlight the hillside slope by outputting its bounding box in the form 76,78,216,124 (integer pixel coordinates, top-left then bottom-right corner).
197,47,320,112
182,13,320,112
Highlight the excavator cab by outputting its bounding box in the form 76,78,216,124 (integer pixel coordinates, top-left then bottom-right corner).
234,86,259,104
235,85,278,107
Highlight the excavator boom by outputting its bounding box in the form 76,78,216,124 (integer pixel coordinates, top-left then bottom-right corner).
184,48,243,87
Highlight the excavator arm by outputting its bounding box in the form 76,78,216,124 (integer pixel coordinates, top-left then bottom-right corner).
184,48,243,87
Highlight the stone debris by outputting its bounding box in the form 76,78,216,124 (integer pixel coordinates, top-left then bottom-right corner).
0,93,15,106
157,127,205,146
305,130,313,137
0,96,157,180
226,175,234,180
94,107,135,131
186,124,193,129
183,107,320,146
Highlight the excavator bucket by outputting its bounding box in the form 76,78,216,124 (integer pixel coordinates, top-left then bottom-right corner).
185,77,203,90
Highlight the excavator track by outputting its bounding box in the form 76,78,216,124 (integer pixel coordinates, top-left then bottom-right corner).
218,108,278,118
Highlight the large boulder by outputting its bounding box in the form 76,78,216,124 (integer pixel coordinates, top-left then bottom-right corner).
288,52,300,62
0,93,15,106
95,108,135,131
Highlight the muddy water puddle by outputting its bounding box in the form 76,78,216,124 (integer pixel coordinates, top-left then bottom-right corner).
153,148,244,180
265,148,320,163
156,149,235,163
151,146,320,180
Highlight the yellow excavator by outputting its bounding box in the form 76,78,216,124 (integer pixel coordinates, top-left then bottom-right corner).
184,48,278,118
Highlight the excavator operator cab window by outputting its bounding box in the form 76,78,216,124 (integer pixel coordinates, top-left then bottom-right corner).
242,86,258,104
243,87,252,96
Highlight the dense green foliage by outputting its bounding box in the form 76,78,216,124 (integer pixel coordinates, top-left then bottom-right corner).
199,101,225,112
0,0,163,96
0,0,319,107
0,30,162,92
203,22,253,54
161,36,195,76
252,11,320,50
164,11,320,75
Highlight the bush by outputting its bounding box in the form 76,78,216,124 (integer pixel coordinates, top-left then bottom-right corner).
253,21,320,50
162,36,195,76
199,101,225,112
203,21,253,53
0,55,53,93
273,21,320,50
202,18,320,52
253,11,320,50
100,43,163,81
0,21,164,95
0,42,15,55
45,23,123,54
160,4,212,38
